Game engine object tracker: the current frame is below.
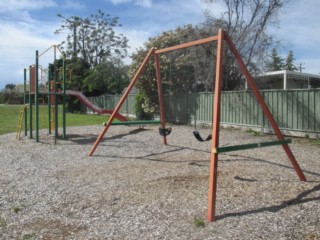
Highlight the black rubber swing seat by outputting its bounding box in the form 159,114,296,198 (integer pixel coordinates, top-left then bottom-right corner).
159,127,172,136
193,131,212,142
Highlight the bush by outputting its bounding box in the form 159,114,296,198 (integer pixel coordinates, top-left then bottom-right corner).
0,92,6,103
134,92,154,120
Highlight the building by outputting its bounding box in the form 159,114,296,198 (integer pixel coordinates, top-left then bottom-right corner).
253,70,320,90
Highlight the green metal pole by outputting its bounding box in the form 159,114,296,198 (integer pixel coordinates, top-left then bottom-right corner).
29,65,33,139
23,68,27,137
54,46,58,139
48,68,52,135
35,50,39,142
62,57,66,139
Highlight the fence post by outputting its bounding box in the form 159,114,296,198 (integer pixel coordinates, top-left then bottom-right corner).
261,90,265,134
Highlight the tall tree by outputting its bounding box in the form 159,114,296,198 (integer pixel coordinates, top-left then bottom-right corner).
284,50,298,71
265,48,284,71
55,10,128,67
203,0,290,89
83,59,130,95
130,25,215,119
5,83,17,103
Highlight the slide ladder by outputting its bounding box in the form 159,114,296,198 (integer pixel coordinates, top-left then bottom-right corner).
16,104,28,140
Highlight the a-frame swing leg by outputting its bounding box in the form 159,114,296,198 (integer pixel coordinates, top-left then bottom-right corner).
208,29,224,222
88,48,155,156
207,29,306,223
224,33,306,182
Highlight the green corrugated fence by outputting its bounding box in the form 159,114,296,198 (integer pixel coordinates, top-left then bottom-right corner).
86,89,320,134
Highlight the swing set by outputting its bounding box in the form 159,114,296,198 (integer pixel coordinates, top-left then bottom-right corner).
88,29,306,222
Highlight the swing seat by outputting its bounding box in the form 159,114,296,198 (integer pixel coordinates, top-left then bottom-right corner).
193,131,212,142
159,127,172,136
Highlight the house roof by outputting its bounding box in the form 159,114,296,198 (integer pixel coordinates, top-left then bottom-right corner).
257,70,320,82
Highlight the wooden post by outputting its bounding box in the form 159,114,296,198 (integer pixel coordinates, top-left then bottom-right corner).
207,29,224,222
154,53,167,145
224,33,306,182
88,48,155,156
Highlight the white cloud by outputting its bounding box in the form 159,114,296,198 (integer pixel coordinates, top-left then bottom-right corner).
0,0,56,13
107,0,131,5
63,0,85,10
269,0,320,74
0,19,63,89
107,0,153,7
135,0,152,8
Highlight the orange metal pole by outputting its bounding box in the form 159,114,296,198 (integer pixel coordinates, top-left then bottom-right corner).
154,53,167,145
224,33,306,181
207,29,224,222
88,48,155,156
155,36,219,54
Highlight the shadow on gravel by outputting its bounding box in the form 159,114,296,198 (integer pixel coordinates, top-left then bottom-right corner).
222,153,320,178
216,184,320,221
66,128,149,145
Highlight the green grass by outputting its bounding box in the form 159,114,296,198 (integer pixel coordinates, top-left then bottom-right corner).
0,104,115,135
245,128,262,136
0,217,7,230
193,216,205,227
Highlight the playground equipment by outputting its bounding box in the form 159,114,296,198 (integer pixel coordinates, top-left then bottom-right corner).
21,45,67,142
16,104,29,140
88,29,306,222
66,90,127,121
21,45,127,142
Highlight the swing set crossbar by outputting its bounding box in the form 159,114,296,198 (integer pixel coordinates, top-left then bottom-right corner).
110,120,161,126
212,139,292,153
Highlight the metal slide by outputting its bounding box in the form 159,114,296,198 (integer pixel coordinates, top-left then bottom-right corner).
66,90,127,121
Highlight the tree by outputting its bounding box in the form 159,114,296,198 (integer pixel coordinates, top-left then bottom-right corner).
203,0,290,89
5,83,16,92
284,50,298,71
83,59,130,95
54,10,130,112
130,25,208,112
55,10,128,67
5,83,17,103
130,25,215,119
265,48,298,72
265,48,284,71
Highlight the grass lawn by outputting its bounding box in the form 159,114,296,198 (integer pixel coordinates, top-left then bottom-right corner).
0,104,113,135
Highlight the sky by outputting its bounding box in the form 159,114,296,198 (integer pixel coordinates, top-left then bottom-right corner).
0,0,320,90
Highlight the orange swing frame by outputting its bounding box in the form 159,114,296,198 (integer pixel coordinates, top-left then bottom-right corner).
88,29,306,222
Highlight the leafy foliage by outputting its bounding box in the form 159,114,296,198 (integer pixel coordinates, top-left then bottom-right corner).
53,10,130,112
265,48,298,72
265,48,284,71
193,216,205,227
4,83,20,104
84,59,130,95
130,25,215,118
55,10,128,66
284,50,298,71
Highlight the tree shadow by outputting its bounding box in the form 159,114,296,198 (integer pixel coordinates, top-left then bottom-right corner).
66,128,149,145
222,153,320,178
91,143,320,178
216,184,320,220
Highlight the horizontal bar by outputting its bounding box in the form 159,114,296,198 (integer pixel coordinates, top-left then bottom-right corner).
109,120,161,126
213,139,292,153
155,36,218,54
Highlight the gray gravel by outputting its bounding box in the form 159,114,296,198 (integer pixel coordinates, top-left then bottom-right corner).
0,125,319,239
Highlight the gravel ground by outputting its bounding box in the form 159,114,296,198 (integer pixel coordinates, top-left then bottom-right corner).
0,125,319,240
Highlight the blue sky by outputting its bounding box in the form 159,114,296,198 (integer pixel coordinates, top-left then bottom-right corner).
0,0,319,90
